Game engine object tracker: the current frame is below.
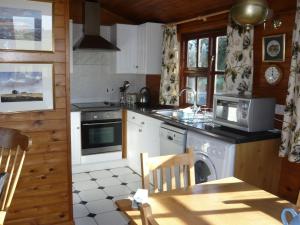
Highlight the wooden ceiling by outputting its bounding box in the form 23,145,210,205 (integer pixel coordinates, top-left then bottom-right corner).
99,0,236,24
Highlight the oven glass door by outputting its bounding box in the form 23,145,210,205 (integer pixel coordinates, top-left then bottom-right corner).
81,119,122,154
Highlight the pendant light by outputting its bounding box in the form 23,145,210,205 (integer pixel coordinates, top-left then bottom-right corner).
230,0,270,29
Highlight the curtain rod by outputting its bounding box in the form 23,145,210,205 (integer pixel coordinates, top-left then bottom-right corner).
165,10,230,26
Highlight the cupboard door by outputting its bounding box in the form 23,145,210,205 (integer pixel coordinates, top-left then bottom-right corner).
71,112,81,165
113,24,138,74
127,121,142,173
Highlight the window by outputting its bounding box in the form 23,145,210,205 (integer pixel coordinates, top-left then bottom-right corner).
181,31,227,108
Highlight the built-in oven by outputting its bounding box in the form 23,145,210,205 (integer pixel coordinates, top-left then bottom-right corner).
81,110,122,155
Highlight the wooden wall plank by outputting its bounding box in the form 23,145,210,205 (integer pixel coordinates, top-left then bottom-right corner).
0,0,73,224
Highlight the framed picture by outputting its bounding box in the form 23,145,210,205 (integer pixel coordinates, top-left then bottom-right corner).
262,34,286,62
0,0,53,52
0,63,54,113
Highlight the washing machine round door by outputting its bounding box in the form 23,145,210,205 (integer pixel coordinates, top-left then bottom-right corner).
194,153,217,184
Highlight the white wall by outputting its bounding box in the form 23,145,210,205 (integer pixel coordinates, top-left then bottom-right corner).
70,23,146,103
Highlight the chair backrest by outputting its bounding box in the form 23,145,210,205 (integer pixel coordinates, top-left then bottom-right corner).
139,203,159,225
0,127,31,219
140,148,195,193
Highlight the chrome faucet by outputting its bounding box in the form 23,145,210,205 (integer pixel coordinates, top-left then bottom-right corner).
179,87,200,114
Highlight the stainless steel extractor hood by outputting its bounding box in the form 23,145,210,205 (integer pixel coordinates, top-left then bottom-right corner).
73,1,120,51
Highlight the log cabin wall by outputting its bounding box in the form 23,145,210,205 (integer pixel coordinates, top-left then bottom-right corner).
252,0,300,204
70,0,135,25
0,1,74,225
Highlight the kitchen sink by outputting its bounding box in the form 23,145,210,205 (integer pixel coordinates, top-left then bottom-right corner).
152,109,213,123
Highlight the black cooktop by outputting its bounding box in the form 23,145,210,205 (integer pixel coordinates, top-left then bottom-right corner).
72,102,121,111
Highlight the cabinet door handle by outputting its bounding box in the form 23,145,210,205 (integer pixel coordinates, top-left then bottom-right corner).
76,127,80,130
167,135,173,141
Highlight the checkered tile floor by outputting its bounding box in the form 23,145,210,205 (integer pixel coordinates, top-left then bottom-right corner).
72,167,142,225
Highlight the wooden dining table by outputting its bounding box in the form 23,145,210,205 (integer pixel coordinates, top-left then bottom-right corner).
116,177,297,225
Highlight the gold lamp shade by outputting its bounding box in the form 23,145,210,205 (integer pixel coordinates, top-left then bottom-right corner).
230,0,269,28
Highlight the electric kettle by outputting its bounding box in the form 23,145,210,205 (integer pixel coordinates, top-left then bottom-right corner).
137,87,151,106
281,208,300,225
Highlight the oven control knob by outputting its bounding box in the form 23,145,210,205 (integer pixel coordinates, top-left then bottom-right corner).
93,115,98,119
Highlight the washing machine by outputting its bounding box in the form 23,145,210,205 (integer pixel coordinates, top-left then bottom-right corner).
187,131,236,184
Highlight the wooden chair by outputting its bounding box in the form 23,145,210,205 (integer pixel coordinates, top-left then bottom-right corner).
0,127,31,225
140,203,159,225
140,148,195,193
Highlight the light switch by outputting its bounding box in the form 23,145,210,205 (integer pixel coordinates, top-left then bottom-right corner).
275,104,285,115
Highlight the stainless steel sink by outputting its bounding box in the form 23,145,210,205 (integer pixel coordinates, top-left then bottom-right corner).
152,109,213,123
152,109,177,118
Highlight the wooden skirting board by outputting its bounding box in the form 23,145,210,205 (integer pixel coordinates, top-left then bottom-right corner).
234,138,282,195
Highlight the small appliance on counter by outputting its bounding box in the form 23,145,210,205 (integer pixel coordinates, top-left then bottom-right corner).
119,81,130,104
213,95,276,132
126,93,138,105
137,87,151,107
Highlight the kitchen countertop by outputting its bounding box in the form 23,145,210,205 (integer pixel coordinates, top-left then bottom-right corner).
125,105,281,144
71,103,281,144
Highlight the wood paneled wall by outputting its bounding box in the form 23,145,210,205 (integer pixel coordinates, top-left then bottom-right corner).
251,0,300,204
146,75,161,106
70,0,134,25
0,1,73,225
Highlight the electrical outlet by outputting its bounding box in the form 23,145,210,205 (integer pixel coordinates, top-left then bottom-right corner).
275,104,285,115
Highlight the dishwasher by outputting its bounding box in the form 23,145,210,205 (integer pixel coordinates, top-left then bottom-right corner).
160,123,187,190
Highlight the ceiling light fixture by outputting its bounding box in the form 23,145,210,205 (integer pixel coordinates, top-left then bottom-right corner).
230,0,270,30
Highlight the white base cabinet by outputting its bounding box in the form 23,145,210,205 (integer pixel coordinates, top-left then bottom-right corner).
71,112,81,165
127,111,162,173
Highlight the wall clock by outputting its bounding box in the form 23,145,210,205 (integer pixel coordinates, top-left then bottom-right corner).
264,65,282,85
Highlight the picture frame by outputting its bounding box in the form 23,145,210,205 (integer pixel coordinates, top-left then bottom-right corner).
0,0,53,52
0,63,54,113
262,34,286,62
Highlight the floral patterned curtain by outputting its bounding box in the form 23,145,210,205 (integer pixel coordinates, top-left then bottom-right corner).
224,21,254,95
279,2,300,163
159,25,180,106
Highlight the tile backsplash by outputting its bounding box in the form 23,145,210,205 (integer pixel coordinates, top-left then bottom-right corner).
70,23,146,103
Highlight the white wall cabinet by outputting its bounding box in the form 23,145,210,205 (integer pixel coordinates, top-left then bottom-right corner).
127,111,162,173
112,23,163,75
111,24,138,74
137,23,163,74
71,112,81,165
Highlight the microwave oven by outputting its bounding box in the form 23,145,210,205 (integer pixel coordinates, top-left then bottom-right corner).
213,95,276,132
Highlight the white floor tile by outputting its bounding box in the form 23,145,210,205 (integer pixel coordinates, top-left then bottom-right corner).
110,167,133,176
73,204,89,218
118,173,141,183
127,181,142,192
104,185,132,197
73,180,99,191
73,173,92,182
89,170,113,179
95,211,129,225
79,188,107,202
75,217,97,225
73,193,81,204
86,199,117,214
96,177,121,187
113,195,131,202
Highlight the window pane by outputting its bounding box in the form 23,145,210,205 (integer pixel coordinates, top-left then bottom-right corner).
186,76,196,104
196,77,207,105
187,39,197,68
198,38,209,68
215,36,227,72
214,74,225,94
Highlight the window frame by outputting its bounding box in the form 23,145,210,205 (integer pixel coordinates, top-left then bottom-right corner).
179,29,227,109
